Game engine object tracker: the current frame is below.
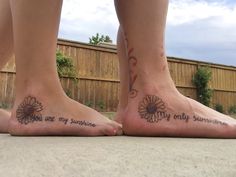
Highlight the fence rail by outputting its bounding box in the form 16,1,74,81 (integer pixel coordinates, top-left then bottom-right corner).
1,39,236,112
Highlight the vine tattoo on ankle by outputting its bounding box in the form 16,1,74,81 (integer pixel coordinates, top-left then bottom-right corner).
128,47,138,98
138,95,170,123
16,96,43,125
124,34,139,98
16,96,96,127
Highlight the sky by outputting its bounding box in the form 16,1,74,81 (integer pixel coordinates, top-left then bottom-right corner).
59,0,236,66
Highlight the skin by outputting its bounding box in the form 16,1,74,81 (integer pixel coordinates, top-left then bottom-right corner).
114,27,129,124
1,0,122,136
114,0,236,138
0,109,10,133
1,0,236,138
0,0,13,133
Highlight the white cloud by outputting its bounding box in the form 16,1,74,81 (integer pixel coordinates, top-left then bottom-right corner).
61,0,117,25
168,0,236,29
166,0,236,66
58,0,236,66
59,0,118,42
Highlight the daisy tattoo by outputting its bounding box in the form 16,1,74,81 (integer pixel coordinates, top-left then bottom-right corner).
16,96,43,125
138,95,170,123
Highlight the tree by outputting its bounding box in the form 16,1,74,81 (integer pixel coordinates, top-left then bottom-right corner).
89,33,112,45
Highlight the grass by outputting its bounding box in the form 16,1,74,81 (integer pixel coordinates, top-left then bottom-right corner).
101,112,116,120
230,114,236,119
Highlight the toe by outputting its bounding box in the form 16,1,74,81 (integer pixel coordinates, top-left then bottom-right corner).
100,125,117,136
107,120,123,136
99,122,123,136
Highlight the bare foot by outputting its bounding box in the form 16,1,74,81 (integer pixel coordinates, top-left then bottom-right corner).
0,109,10,133
113,0,236,138
122,83,236,138
9,92,122,136
114,104,126,124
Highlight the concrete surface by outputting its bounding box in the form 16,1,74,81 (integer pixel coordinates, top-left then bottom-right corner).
0,134,236,177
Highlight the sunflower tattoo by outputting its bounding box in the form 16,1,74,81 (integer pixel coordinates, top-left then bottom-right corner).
16,96,43,125
138,95,169,123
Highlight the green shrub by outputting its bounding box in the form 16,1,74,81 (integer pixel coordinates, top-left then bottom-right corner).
56,51,77,78
56,51,78,98
97,100,105,111
65,89,72,98
0,103,9,109
228,105,236,114
85,101,93,108
215,103,224,113
192,67,212,106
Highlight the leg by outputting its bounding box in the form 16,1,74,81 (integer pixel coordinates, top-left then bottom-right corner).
0,0,13,69
8,0,122,136
115,0,236,138
0,0,14,133
114,27,129,124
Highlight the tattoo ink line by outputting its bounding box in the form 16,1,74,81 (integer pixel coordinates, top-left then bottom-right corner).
44,116,55,122
138,95,170,123
58,117,69,125
70,119,96,127
193,115,228,126
127,46,138,98
16,96,97,128
16,96,43,125
174,113,190,123
138,95,228,126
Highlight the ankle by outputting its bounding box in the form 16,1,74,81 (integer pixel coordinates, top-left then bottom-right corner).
15,80,65,103
133,74,176,93
132,59,174,85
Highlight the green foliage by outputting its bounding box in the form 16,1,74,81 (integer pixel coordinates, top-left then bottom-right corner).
65,89,72,99
192,67,212,106
85,101,93,108
97,100,105,111
228,105,236,114
56,51,77,78
0,102,9,109
89,33,112,45
56,51,78,98
215,103,224,113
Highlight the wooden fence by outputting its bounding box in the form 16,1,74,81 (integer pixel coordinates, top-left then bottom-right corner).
1,39,236,112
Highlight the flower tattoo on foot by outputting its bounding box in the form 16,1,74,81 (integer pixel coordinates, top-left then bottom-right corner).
16,96,43,125
138,95,170,123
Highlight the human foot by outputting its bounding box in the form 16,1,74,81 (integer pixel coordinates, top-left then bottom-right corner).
0,109,10,133
115,31,236,138
9,93,122,136
114,27,130,125
114,105,126,124
122,82,236,138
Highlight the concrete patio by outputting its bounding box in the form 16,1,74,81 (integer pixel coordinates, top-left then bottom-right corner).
0,134,236,177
